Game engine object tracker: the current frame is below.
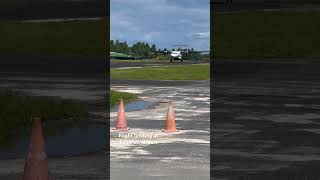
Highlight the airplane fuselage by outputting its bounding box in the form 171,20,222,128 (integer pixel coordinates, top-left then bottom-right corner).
170,51,182,60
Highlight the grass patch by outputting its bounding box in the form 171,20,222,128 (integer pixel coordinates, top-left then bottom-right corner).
111,59,170,63
110,90,137,107
0,19,107,57
0,89,88,143
111,64,210,80
111,59,158,62
213,8,320,59
111,52,133,58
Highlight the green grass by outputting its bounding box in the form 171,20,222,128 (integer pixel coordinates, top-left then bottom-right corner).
213,8,320,59
110,52,132,58
0,90,88,143
110,90,137,107
111,59,168,63
111,59,152,62
0,20,107,57
111,64,210,80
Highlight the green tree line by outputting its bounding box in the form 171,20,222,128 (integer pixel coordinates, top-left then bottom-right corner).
110,40,157,57
110,40,210,62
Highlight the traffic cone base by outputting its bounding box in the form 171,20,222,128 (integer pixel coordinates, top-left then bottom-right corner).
112,127,130,131
161,129,179,133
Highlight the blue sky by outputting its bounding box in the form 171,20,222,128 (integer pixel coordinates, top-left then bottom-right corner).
110,0,210,51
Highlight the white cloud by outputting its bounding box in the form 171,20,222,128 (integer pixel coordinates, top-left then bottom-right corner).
191,32,210,39
143,31,161,41
110,0,210,50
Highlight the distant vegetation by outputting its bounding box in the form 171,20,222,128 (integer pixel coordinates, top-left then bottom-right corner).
110,52,133,59
110,40,157,57
213,8,320,59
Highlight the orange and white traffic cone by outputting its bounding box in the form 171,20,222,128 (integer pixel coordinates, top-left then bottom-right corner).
23,117,49,180
161,99,178,133
113,98,129,131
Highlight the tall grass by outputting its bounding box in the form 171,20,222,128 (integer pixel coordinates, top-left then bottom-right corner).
0,89,88,143
110,90,137,108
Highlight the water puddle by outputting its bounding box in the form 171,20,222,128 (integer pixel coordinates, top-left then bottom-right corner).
111,100,155,112
0,121,106,160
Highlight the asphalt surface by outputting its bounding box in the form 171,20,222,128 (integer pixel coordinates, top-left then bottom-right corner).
110,80,210,180
110,58,209,180
0,55,108,179
213,59,320,180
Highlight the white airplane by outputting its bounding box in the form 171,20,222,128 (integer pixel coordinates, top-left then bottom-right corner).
170,50,183,62
163,44,210,63
163,44,188,63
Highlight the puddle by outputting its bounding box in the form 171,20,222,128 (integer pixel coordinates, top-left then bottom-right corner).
0,121,107,160
111,100,155,112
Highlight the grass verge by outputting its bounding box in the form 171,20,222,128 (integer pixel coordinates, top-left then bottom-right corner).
111,64,210,80
110,52,133,58
0,89,88,143
213,8,320,59
110,90,137,107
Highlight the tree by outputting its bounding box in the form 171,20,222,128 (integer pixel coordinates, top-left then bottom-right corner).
110,40,115,52
111,40,161,58
123,41,129,54
151,44,157,53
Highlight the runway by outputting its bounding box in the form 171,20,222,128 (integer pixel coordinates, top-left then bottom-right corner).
213,59,320,179
110,80,210,180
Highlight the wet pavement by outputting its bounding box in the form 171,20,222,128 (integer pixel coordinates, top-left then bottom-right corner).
110,100,156,112
213,59,320,180
110,80,210,180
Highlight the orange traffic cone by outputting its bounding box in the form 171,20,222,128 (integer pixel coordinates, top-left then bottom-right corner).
113,98,129,131
23,117,49,180
161,99,178,133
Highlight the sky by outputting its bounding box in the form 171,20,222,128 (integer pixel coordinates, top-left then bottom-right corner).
110,0,210,51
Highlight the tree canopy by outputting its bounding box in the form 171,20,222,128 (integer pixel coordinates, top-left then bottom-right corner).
110,40,158,57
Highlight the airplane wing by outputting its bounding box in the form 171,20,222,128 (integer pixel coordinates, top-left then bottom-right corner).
183,50,210,56
190,50,210,53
